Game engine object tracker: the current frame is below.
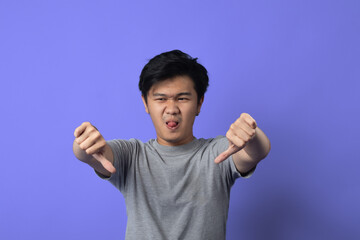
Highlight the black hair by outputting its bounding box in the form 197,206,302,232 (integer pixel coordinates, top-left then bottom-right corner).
139,50,209,104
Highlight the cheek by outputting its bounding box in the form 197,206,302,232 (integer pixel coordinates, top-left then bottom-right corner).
148,104,164,116
182,107,198,121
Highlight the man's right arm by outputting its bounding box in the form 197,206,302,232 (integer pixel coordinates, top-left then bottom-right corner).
73,122,116,178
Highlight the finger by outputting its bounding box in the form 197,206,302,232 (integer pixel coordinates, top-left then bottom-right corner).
243,114,257,129
214,144,240,164
93,153,116,174
231,121,255,141
79,131,101,151
75,125,94,145
85,140,105,155
244,124,256,137
239,125,255,139
74,122,92,138
228,130,247,148
74,123,87,138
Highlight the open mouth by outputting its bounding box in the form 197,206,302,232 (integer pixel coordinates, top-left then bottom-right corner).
166,121,179,129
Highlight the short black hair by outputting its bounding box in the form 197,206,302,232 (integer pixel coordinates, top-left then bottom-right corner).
139,50,209,104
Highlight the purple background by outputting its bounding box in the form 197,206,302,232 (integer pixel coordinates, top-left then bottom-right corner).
1,0,359,239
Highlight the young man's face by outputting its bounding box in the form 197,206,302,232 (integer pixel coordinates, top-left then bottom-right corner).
142,75,204,146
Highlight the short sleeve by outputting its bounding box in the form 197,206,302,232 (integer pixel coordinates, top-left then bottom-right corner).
211,136,256,186
229,156,256,178
95,138,138,192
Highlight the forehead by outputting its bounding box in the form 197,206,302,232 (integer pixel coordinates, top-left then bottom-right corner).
150,76,196,95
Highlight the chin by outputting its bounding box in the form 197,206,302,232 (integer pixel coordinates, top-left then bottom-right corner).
159,135,185,146
164,137,182,143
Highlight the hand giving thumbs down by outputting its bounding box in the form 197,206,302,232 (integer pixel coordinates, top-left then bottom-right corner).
214,113,257,164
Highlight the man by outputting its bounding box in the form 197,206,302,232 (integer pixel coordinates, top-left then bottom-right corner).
73,50,271,240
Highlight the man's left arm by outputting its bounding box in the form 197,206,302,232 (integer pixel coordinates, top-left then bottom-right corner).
214,113,271,175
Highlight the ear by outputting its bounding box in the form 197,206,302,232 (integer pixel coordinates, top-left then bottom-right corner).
197,96,204,115
141,95,149,114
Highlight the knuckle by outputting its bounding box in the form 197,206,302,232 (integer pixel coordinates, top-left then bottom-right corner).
226,131,231,139
79,143,86,150
96,135,104,143
91,130,99,137
99,141,106,148
253,120,257,127
95,131,102,138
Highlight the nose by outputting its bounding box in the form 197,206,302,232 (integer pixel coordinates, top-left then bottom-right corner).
165,100,180,115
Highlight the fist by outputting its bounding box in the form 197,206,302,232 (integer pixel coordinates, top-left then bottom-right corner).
74,122,116,173
74,122,106,155
214,113,257,164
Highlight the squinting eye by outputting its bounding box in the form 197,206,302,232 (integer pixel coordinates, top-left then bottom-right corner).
178,98,189,101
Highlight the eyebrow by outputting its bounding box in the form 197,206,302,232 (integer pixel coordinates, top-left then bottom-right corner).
152,92,192,97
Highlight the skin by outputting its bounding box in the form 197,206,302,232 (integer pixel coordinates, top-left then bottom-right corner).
73,75,271,176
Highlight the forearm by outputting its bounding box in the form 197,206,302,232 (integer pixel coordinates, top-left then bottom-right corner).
232,127,271,173
243,127,271,161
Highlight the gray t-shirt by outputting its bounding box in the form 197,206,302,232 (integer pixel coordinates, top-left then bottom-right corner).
98,136,254,240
